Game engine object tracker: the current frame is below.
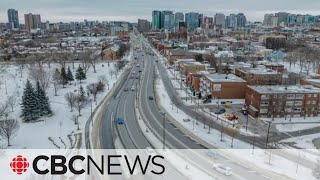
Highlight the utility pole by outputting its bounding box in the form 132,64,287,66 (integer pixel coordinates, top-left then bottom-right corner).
91,101,93,127
265,121,272,148
163,113,166,150
245,105,249,132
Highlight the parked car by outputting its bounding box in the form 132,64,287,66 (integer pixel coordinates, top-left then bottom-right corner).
213,163,232,176
227,115,238,121
117,117,124,125
241,108,248,115
148,96,154,100
213,108,226,115
183,119,191,122
223,114,230,119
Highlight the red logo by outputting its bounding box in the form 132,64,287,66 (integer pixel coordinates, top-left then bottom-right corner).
10,155,30,175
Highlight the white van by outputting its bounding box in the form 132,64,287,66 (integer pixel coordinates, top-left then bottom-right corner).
213,163,232,176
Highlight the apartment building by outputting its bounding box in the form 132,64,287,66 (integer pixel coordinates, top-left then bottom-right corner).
235,68,282,85
200,73,247,99
245,85,320,118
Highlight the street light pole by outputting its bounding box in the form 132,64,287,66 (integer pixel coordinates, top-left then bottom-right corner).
245,105,249,132
163,113,166,150
265,121,272,148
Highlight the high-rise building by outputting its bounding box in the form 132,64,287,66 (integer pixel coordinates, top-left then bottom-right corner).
185,12,199,32
137,19,151,32
7,9,19,29
214,13,225,28
152,10,161,29
287,14,297,25
236,13,247,28
174,12,184,23
174,12,184,32
226,14,237,28
24,13,42,31
161,10,174,30
263,14,273,26
271,16,279,27
275,12,289,25
198,14,203,27
202,16,214,29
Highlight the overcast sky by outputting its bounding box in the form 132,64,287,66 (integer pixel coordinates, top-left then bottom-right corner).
1,0,320,23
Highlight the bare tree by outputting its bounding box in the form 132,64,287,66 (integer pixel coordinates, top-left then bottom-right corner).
109,69,115,79
74,96,91,116
79,51,93,74
65,92,77,112
0,119,19,146
70,114,79,125
0,102,9,119
86,83,99,102
29,66,52,91
7,96,16,112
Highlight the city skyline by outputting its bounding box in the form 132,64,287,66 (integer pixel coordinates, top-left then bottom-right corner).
1,0,320,23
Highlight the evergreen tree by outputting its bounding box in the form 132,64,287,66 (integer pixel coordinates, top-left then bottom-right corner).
67,66,74,82
20,80,38,121
60,66,68,87
36,81,52,116
75,65,86,83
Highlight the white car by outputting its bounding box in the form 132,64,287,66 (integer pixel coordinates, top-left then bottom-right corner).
213,163,232,176
131,86,135,91
145,147,156,156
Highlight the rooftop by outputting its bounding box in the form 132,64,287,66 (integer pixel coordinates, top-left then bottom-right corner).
204,73,246,83
248,85,320,94
238,68,278,75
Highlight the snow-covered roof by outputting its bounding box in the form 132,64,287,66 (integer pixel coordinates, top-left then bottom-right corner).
214,51,234,58
248,85,320,94
239,67,278,75
204,73,246,83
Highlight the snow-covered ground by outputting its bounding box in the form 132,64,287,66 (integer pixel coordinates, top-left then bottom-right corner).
281,133,320,149
261,117,320,133
0,52,132,149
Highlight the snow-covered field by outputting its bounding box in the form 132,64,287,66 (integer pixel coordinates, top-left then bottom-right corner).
0,52,131,149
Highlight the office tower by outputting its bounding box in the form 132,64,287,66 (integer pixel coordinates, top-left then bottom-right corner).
24,13,42,31
152,10,161,29
185,12,199,32
7,9,19,29
214,13,225,28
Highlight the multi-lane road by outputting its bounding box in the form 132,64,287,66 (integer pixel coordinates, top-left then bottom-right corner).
95,34,295,180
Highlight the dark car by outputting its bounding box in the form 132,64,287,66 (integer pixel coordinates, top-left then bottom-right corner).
124,88,128,91
117,117,124,125
241,109,248,115
148,96,154,100
213,108,226,115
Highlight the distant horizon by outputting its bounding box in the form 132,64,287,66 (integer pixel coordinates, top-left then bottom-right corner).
1,0,320,23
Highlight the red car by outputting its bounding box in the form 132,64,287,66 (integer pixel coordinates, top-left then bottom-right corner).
227,115,238,121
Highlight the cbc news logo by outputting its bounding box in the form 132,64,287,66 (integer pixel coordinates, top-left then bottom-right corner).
10,155,30,175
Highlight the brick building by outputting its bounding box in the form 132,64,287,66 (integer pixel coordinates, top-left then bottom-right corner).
200,73,247,99
235,68,282,85
187,71,208,93
245,85,320,118
176,59,206,76
265,63,285,73
168,49,194,63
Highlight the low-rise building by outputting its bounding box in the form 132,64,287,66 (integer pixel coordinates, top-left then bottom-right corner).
245,85,320,118
235,68,282,85
176,59,206,75
168,49,194,63
265,63,285,73
200,73,247,99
